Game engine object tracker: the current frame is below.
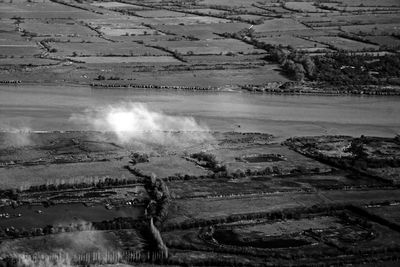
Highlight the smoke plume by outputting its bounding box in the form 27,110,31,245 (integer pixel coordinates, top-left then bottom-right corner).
0,126,32,148
70,102,212,147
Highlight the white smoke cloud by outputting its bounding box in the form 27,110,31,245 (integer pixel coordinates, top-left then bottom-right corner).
70,102,212,147
0,126,32,148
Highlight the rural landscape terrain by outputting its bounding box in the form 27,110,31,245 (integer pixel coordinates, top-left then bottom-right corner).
0,0,400,93
0,0,400,266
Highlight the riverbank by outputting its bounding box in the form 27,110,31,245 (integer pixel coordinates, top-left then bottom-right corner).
2,80,400,96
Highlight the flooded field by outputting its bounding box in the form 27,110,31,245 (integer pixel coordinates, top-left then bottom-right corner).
0,203,144,229
0,85,399,139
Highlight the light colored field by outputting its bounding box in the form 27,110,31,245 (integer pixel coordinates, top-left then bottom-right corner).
166,192,324,225
0,32,36,45
199,0,258,7
99,27,161,36
227,14,266,22
20,20,97,37
150,39,264,55
185,8,227,16
240,216,340,236
0,1,103,19
0,19,15,32
135,9,189,18
135,156,210,178
212,144,331,173
150,16,231,26
93,65,287,86
0,160,133,189
257,35,327,49
70,56,180,64
285,2,329,13
154,22,251,39
311,36,379,51
49,42,168,57
91,1,137,8
253,18,309,33
183,54,268,64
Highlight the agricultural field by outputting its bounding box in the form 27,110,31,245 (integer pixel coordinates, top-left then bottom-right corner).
367,204,400,224
1,128,400,265
310,36,380,51
253,18,310,33
1,0,396,88
211,143,332,174
148,39,264,55
0,230,144,255
47,42,169,57
256,35,328,50
1,0,400,265
19,19,98,38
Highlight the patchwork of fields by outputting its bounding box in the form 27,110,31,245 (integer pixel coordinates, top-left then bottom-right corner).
0,0,399,90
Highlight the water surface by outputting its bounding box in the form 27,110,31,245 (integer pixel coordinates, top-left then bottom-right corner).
0,85,399,139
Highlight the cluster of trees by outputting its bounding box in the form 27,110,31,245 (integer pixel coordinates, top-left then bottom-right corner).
269,48,316,81
313,52,400,86
129,152,150,165
92,217,143,231
95,75,121,81
191,152,226,172
346,137,400,169
146,178,170,226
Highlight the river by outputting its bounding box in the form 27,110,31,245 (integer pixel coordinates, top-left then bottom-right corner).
0,84,399,140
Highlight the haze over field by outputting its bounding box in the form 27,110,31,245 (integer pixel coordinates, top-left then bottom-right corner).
70,101,212,146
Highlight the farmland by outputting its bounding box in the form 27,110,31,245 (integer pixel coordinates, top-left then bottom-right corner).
0,129,400,266
0,0,398,93
0,0,400,266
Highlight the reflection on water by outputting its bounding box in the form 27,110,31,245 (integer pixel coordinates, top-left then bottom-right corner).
0,85,399,139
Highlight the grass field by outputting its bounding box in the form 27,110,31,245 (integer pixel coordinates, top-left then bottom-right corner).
154,22,250,39
134,156,210,178
0,1,102,19
70,56,181,64
149,39,264,55
253,18,310,33
256,35,328,49
212,144,331,174
0,229,143,255
285,2,330,13
48,42,169,57
20,19,97,37
0,160,134,189
311,36,379,51
165,188,400,226
365,35,400,48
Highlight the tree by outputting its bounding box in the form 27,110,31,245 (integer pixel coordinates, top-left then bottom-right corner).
293,63,305,81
